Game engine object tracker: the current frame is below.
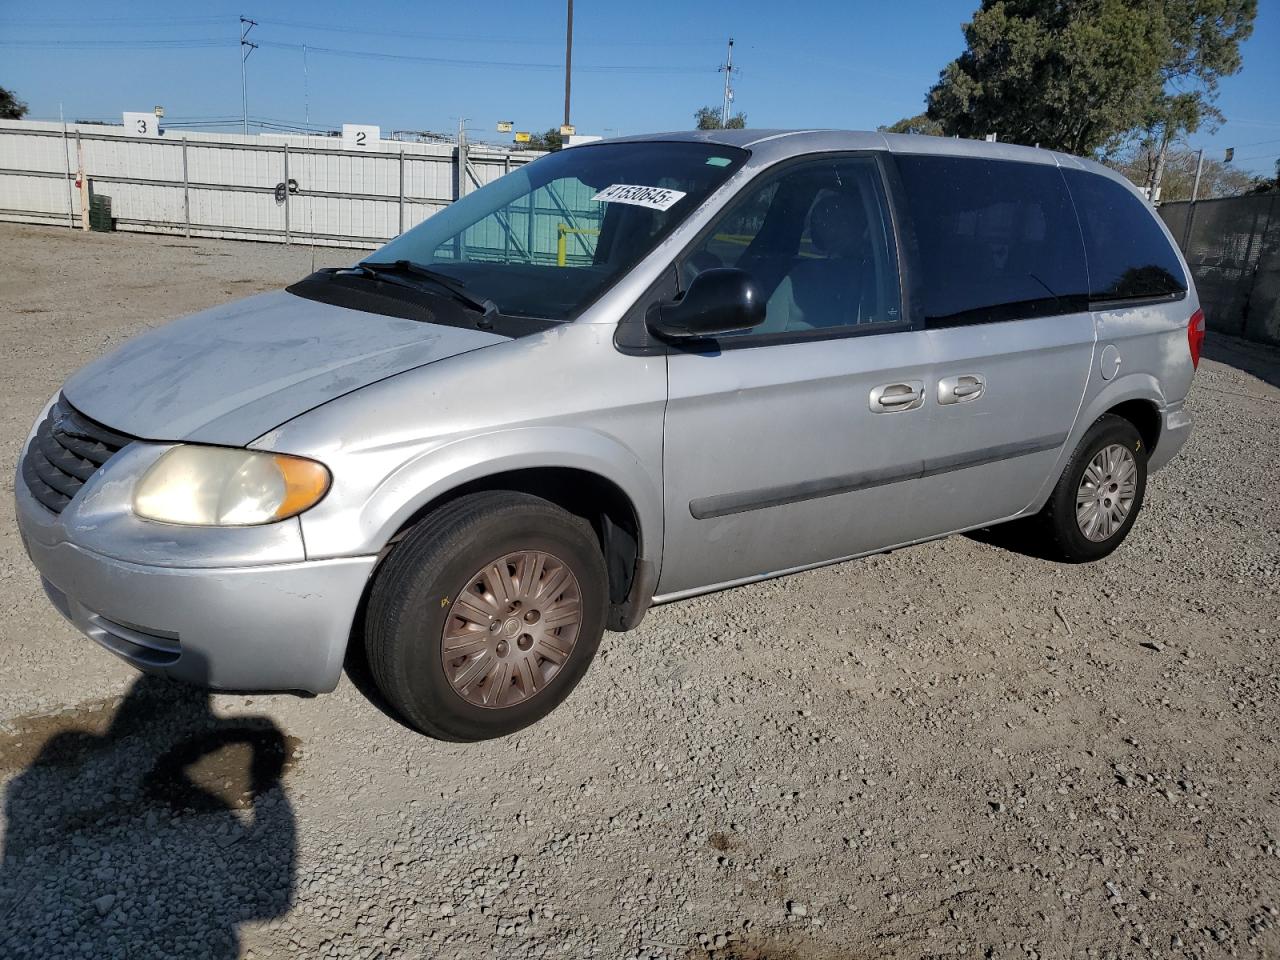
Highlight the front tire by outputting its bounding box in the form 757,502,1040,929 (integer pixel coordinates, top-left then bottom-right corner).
1033,414,1148,562
365,491,608,741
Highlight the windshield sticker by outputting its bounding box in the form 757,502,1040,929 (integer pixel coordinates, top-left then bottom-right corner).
591,184,688,211
706,156,732,167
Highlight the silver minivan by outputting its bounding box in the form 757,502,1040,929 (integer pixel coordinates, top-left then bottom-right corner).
16,130,1203,740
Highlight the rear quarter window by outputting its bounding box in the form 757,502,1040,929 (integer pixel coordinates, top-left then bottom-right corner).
1063,169,1187,302
895,155,1089,326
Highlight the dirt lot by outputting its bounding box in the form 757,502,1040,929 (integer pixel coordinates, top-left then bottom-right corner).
0,221,1277,959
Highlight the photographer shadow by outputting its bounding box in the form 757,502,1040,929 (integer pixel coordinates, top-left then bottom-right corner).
0,668,297,959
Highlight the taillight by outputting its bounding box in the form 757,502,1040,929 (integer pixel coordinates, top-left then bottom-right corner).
1188,308,1205,370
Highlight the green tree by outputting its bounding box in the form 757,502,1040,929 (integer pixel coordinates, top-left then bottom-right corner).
1138,0,1256,194
926,0,1165,153
925,0,1256,156
525,128,564,152
694,105,746,130
879,113,944,136
1,86,28,120
1109,144,1258,200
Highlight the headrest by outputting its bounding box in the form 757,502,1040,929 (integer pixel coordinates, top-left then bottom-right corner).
809,191,867,258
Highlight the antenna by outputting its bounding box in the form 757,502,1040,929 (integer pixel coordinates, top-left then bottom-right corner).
719,38,738,127
239,16,258,137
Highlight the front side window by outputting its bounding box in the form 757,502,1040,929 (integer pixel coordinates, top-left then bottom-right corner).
1063,169,1188,301
369,142,747,321
681,157,902,337
895,155,1089,326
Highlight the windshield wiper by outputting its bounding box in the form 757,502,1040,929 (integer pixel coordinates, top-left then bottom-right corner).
357,259,499,324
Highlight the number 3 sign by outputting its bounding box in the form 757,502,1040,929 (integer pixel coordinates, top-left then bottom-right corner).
122,112,160,138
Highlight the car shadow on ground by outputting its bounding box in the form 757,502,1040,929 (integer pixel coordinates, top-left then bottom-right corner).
0,672,297,959
1203,333,1280,390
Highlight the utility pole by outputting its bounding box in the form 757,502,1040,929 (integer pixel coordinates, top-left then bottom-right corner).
719,38,736,127
563,0,574,131
239,16,258,137
303,44,310,130
1191,148,1205,202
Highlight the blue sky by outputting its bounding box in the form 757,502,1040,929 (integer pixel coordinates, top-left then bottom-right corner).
2,0,1277,177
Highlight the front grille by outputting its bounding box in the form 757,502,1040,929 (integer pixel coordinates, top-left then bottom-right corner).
21,396,134,514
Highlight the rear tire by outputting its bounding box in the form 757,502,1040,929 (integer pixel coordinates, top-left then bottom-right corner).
1033,414,1147,562
365,491,608,741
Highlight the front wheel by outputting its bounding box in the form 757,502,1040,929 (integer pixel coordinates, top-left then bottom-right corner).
1033,414,1148,562
365,491,608,740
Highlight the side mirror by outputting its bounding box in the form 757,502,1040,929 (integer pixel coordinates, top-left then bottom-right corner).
646,267,765,339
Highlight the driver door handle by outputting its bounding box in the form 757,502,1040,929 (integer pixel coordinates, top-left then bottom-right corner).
869,380,925,413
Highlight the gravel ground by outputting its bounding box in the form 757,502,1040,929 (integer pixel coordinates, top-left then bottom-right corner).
0,222,1277,959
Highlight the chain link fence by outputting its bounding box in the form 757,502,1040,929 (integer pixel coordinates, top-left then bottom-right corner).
1160,193,1280,347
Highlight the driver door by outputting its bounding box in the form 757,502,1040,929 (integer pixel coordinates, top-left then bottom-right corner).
656,155,937,598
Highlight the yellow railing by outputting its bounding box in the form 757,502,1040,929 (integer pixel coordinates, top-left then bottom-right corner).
557,223,601,267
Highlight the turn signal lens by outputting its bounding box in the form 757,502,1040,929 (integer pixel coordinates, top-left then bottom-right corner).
1188,308,1206,370
133,446,330,526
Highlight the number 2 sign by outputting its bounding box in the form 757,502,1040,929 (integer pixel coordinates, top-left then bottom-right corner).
342,124,380,150
122,112,160,138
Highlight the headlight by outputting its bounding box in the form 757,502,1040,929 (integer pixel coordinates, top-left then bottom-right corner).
133,446,330,526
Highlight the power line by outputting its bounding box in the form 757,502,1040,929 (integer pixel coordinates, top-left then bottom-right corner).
251,15,720,46
1232,137,1280,149
0,38,235,49
0,15,229,25
255,39,716,74
0,34,714,74
0,14,720,47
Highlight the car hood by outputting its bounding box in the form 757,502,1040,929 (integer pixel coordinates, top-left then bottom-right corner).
62,290,508,446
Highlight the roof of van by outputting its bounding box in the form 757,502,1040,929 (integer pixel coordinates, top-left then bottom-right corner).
603,128,1114,179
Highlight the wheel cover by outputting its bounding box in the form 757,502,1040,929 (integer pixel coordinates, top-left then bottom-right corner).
1075,443,1138,542
441,550,583,709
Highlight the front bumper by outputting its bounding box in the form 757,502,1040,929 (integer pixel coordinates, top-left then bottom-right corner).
16,469,376,694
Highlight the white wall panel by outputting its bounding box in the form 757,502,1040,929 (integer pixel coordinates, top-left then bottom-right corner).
0,120,538,247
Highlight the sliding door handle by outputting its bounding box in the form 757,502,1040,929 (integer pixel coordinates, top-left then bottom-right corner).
938,374,986,405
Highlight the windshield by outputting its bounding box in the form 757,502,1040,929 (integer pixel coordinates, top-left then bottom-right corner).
366,141,748,321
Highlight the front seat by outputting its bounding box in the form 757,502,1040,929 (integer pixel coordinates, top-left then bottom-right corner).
760,192,874,333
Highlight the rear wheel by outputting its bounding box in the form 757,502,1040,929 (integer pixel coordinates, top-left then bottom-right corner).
365,491,608,740
1033,414,1147,562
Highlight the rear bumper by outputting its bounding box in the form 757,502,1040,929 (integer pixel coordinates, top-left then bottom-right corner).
1149,404,1193,473
16,477,376,694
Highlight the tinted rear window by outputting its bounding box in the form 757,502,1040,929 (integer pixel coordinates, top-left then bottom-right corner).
896,155,1088,326
1063,169,1187,301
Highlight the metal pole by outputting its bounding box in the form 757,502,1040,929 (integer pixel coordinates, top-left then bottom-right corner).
456,119,468,199
303,44,310,130
182,137,191,238
398,149,405,235
75,131,89,232
526,188,535,262
283,142,291,245
239,17,258,137
503,154,512,261
455,120,467,259
563,0,573,129
60,103,74,229
721,39,734,126
1191,148,1205,202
